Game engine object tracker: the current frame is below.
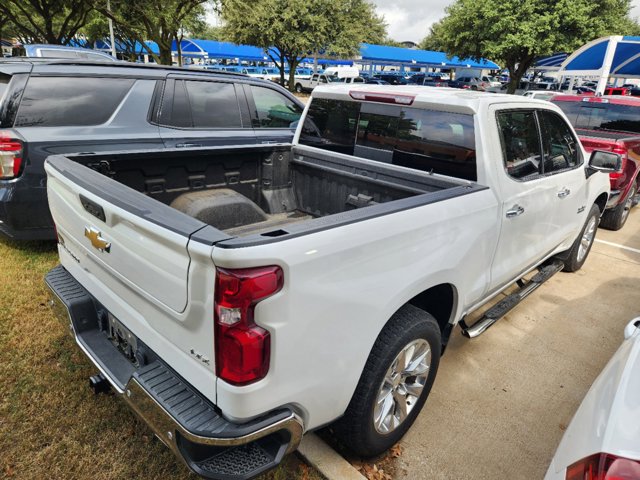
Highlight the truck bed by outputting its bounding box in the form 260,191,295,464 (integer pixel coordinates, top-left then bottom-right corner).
54,144,483,247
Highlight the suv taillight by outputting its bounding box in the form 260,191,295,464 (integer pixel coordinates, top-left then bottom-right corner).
214,266,283,386
566,452,640,479
0,131,23,179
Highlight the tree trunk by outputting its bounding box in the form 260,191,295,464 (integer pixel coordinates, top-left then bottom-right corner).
288,57,300,91
159,47,173,65
506,56,535,94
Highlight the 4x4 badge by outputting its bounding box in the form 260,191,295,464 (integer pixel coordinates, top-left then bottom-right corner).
84,226,111,253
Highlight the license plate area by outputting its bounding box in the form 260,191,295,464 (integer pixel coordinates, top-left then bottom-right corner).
107,313,139,367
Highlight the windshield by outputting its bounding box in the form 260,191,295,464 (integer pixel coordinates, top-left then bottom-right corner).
326,75,340,82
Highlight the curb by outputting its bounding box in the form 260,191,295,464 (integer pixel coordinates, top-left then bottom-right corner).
297,433,366,480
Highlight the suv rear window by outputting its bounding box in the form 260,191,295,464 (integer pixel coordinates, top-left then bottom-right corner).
300,98,477,180
0,73,12,108
14,77,135,127
554,99,640,134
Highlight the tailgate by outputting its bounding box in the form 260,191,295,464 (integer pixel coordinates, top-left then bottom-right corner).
46,155,211,312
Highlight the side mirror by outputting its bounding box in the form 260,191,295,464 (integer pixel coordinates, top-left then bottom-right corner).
588,150,622,172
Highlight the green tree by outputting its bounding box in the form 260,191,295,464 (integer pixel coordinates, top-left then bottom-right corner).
99,0,210,65
424,0,633,93
221,0,385,89
0,0,94,44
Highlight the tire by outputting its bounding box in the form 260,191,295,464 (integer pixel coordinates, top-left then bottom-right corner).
562,204,600,272
295,83,303,93
600,183,637,231
333,304,441,457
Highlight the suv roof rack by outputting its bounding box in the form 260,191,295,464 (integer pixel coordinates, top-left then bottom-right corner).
0,57,248,77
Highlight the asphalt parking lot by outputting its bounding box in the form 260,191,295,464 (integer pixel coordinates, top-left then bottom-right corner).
392,209,640,479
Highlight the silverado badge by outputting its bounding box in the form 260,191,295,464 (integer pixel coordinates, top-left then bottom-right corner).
84,226,111,253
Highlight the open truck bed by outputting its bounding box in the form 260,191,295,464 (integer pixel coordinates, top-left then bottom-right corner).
49,143,482,248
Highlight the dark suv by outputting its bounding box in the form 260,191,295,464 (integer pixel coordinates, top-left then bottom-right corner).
0,59,304,240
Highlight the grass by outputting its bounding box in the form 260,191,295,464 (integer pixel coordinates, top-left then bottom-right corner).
0,238,322,480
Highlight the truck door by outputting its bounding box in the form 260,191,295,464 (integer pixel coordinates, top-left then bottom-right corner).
536,109,587,249
158,76,256,148
488,108,561,289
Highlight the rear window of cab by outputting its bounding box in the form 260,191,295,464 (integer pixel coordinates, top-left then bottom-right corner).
299,97,477,181
553,99,640,134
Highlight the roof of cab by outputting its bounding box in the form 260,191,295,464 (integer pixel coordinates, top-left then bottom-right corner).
311,84,558,113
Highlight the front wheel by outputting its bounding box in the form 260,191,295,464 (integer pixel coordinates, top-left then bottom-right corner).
562,203,600,272
294,83,303,93
333,304,441,457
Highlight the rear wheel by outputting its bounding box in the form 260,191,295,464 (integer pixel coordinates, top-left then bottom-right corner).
333,304,441,457
563,204,600,272
600,184,637,231
294,83,303,93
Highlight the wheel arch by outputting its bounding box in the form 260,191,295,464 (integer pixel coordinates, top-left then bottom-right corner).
595,192,608,213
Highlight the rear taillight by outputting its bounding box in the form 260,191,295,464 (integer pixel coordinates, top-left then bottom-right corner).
0,130,23,179
566,452,640,480
610,145,627,180
214,266,283,386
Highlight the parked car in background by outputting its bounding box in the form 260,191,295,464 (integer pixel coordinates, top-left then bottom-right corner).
373,73,408,85
545,317,640,480
365,78,390,85
552,95,640,230
409,74,448,87
449,76,488,91
22,44,118,61
481,75,501,88
0,58,303,241
523,91,562,101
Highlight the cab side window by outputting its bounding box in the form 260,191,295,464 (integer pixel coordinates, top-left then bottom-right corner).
497,110,542,180
538,110,580,173
249,85,302,128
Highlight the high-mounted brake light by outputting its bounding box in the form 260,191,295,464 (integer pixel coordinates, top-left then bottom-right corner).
214,266,283,386
349,90,415,105
0,131,23,179
566,452,640,480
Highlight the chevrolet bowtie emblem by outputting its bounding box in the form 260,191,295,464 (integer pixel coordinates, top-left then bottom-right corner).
84,226,111,253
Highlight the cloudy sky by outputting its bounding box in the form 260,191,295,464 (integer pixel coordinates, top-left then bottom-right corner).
373,0,640,43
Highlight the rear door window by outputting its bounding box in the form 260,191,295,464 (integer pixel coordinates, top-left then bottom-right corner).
14,77,135,127
182,80,242,129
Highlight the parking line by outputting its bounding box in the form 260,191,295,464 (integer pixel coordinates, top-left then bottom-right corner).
595,239,640,255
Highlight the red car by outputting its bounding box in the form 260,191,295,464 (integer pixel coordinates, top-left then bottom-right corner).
552,95,640,230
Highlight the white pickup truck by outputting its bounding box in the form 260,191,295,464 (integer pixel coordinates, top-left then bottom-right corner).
45,85,619,480
294,72,365,92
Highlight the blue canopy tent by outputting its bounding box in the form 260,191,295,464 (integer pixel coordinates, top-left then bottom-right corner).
175,39,269,62
557,36,640,94
534,53,568,71
358,43,500,72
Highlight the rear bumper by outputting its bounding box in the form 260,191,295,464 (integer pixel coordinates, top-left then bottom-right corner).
45,265,303,480
0,180,55,241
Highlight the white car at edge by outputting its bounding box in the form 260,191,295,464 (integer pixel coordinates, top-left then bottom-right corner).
545,317,640,479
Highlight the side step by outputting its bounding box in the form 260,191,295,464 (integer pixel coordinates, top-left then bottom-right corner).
460,260,564,339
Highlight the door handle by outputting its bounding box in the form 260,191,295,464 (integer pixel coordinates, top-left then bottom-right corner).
175,143,203,148
506,205,525,218
557,188,571,198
